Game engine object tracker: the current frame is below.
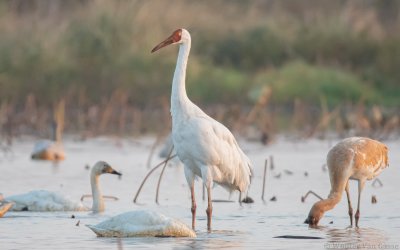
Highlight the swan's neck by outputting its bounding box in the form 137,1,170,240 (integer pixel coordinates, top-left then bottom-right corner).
171,40,192,120
90,173,104,213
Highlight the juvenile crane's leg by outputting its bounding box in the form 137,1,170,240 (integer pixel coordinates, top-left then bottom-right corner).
355,180,365,228
345,181,353,227
206,184,213,232
190,182,196,230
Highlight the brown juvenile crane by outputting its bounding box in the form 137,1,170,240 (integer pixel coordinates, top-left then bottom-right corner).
305,137,388,227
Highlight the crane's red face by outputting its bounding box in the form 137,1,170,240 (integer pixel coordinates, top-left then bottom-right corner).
151,29,182,53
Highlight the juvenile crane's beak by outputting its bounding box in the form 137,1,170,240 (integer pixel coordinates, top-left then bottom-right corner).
151,35,175,53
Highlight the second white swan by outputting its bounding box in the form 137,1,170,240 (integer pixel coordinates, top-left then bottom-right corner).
2,161,121,212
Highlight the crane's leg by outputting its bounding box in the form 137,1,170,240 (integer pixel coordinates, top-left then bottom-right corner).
206,184,213,232
345,181,353,227
190,182,196,231
183,165,196,231
355,180,365,228
200,166,213,232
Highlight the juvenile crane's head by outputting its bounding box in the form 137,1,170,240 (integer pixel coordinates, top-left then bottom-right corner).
151,29,190,53
304,201,325,226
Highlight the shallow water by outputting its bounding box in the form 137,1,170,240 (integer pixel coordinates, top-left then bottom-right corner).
0,136,399,249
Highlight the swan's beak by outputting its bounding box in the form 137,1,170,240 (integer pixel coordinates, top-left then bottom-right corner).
151,35,175,53
111,169,122,176
103,164,122,176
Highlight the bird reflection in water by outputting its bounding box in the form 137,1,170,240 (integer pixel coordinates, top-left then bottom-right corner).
313,226,388,249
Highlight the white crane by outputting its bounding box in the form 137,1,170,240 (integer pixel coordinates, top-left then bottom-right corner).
152,29,253,232
305,137,389,227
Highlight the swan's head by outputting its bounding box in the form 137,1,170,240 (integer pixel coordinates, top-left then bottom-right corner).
151,28,191,53
304,201,325,226
92,161,122,177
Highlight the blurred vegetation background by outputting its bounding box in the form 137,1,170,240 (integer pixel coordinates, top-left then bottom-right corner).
0,0,399,140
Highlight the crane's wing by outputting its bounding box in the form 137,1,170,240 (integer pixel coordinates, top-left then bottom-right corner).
174,113,253,193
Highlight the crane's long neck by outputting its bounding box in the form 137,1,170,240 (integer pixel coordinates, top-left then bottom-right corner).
318,190,343,212
90,173,104,213
314,183,345,214
171,40,192,119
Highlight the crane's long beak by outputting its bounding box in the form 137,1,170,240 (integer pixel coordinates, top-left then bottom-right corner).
151,35,175,53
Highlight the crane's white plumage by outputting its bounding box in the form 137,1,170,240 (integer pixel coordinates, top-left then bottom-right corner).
173,110,252,192
152,29,252,231
87,210,196,237
4,161,121,212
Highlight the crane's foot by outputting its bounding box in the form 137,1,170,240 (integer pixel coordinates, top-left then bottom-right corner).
355,210,360,228
191,205,196,231
206,207,212,233
348,207,353,227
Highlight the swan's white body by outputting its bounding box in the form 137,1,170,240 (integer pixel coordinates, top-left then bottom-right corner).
4,161,120,212
31,139,65,161
87,210,196,237
152,29,252,231
5,190,85,211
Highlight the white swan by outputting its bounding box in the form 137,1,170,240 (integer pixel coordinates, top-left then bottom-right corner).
3,161,121,212
31,139,65,161
87,210,196,237
32,105,66,161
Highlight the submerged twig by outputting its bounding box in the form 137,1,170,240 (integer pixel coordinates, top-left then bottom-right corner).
371,195,377,204
274,235,324,239
133,153,177,203
269,155,274,170
80,195,119,201
146,132,167,169
273,173,281,179
241,196,254,203
202,184,205,201
372,178,383,187
155,146,174,204
212,199,235,203
301,190,323,202
284,169,293,175
261,159,268,201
